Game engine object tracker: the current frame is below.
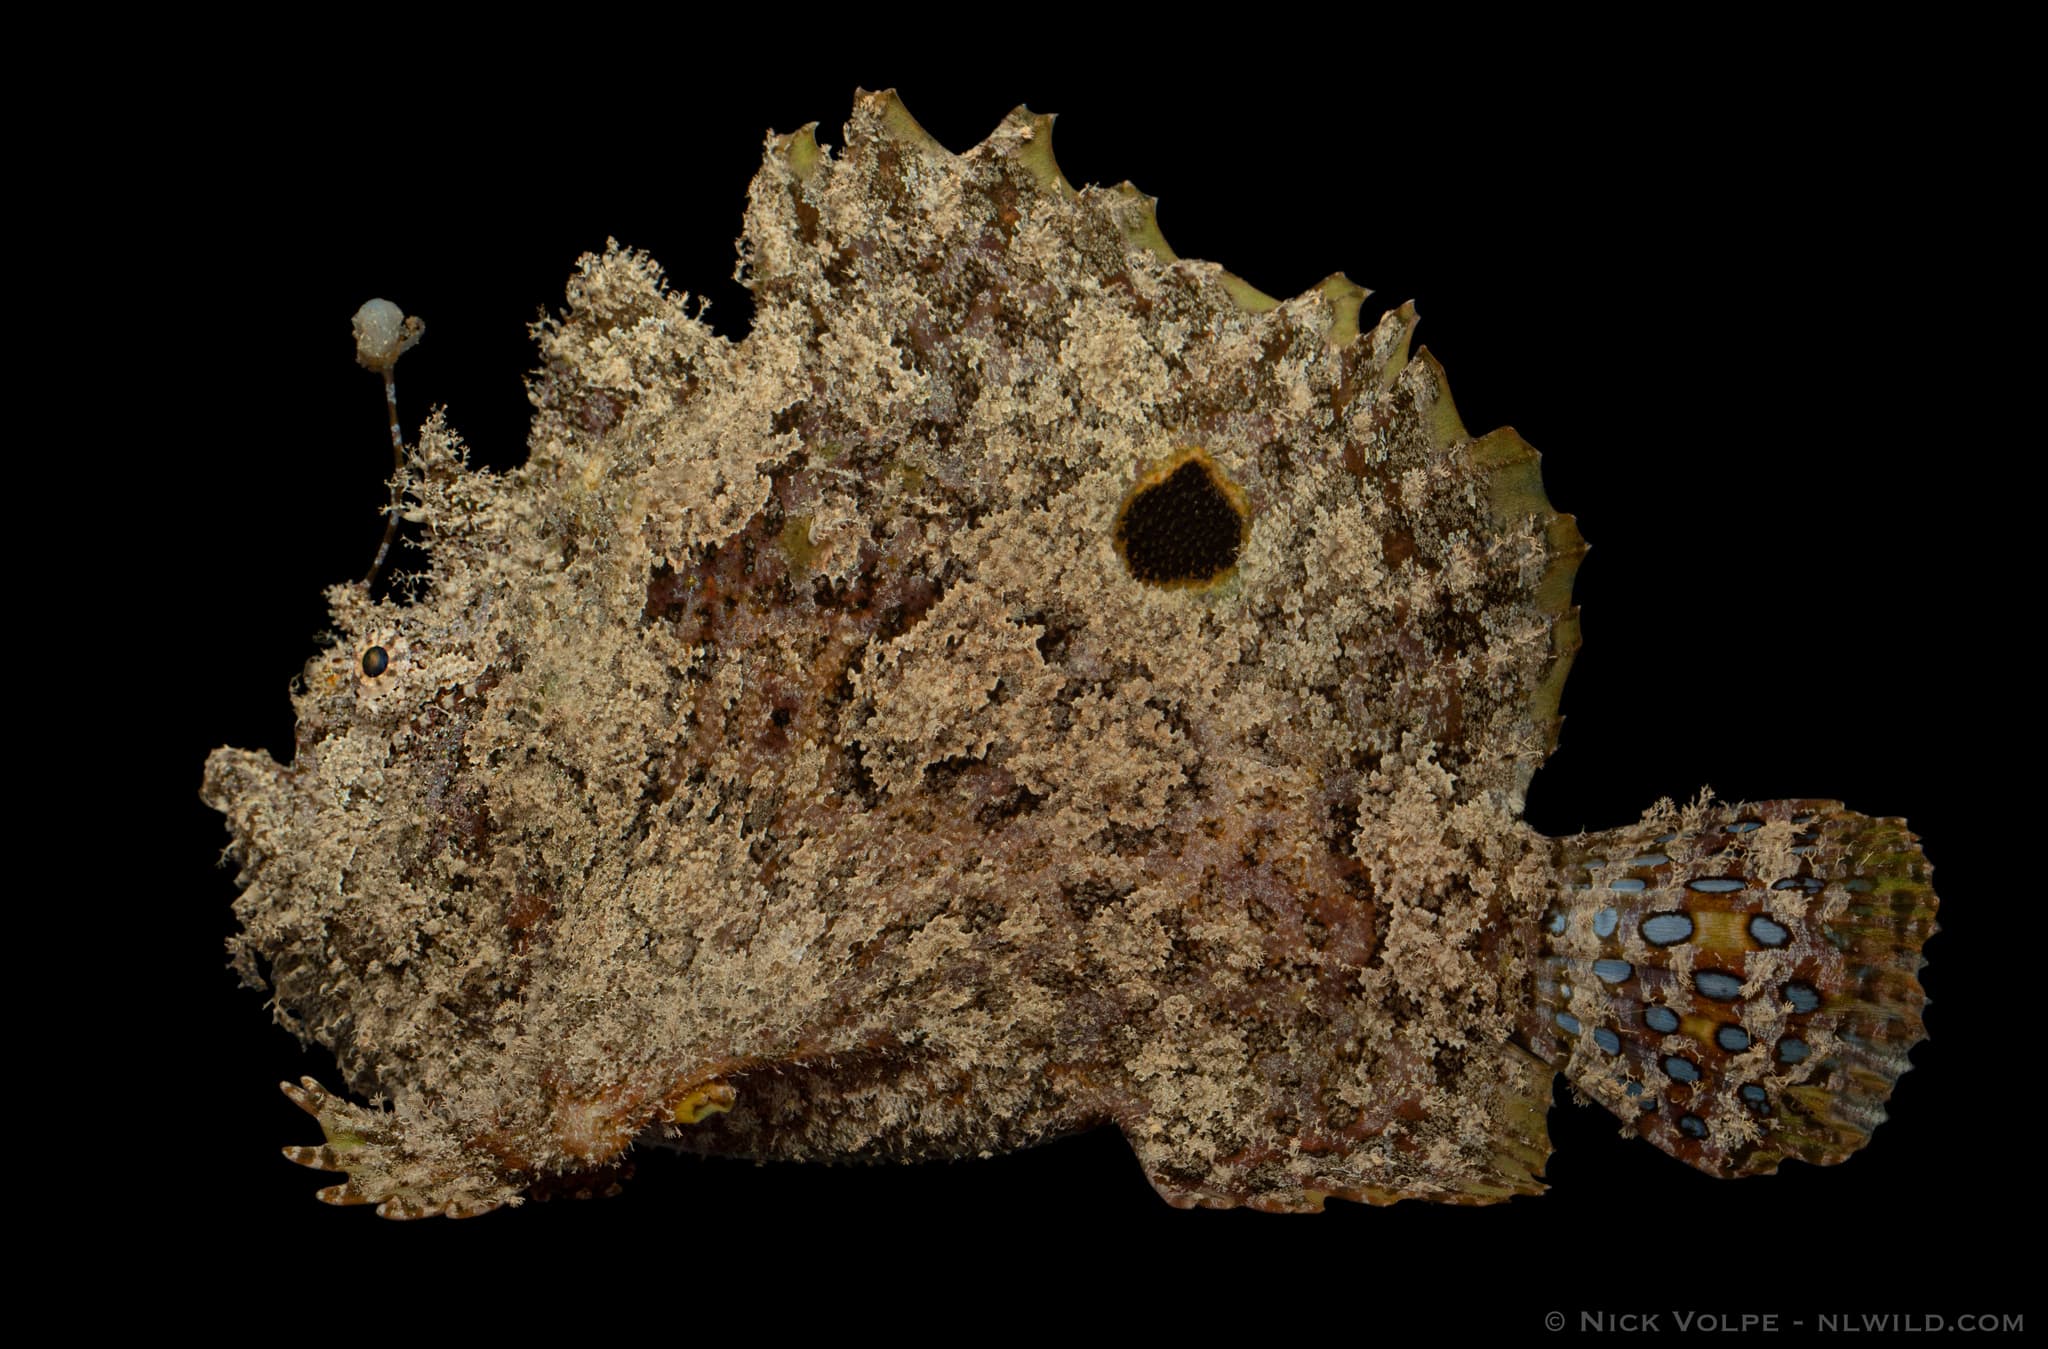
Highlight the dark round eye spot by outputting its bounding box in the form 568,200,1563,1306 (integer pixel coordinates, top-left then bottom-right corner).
1114,450,1247,587
361,645,390,678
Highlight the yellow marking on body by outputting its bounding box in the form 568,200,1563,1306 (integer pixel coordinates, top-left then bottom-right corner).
669,1081,736,1125
1691,910,1751,952
1681,1015,1720,1045
780,514,817,573
319,1124,365,1152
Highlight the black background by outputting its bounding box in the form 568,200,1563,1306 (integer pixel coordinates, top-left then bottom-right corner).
117,30,2020,1333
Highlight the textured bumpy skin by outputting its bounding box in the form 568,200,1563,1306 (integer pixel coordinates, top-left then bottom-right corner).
203,91,1936,1218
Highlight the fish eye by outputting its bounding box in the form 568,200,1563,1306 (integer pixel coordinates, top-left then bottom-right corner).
1113,448,1248,588
361,645,390,678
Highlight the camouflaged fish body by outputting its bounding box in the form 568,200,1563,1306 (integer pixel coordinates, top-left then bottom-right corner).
202,91,1936,1218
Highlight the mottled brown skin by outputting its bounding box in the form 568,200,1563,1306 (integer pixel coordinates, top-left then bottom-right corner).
204,91,1931,1219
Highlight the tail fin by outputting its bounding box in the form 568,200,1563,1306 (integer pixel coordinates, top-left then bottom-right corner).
1522,796,1936,1176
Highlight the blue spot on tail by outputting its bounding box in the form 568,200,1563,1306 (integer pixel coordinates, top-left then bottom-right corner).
1689,878,1745,893
1778,1038,1810,1063
1644,1006,1680,1034
1664,1057,1701,1083
1678,1113,1708,1138
1749,915,1790,946
1783,981,1822,1013
1728,820,1762,833
1547,910,1567,935
1695,971,1743,1000
1631,854,1670,867
1642,913,1693,945
1609,877,1647,893
1593,1028,1621,1053
1593,907,1619,938
1593,959,1634,984
1715,1025,1752,1052
1555,1011,1581,1034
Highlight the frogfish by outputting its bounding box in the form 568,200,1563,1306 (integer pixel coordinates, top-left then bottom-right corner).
202,89,1937,1218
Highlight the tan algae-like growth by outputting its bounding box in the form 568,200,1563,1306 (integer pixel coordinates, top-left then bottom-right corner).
202,90,1937,1218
